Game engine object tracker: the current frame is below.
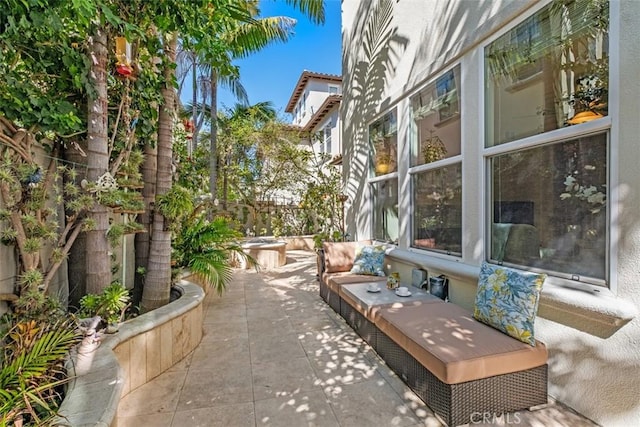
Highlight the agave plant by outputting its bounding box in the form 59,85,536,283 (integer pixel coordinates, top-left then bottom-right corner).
0,318,81,426
172,215,254,295
79,282,131,326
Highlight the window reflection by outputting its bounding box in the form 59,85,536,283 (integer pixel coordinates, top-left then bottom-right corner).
490,133,608,282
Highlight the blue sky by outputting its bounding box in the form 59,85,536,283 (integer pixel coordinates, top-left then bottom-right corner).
216,0,342,118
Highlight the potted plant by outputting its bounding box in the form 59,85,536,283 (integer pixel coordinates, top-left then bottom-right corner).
567,74,607,125
375,152,392,174
416,215,438,248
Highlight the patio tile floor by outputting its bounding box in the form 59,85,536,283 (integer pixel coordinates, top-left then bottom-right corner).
117,250,598,427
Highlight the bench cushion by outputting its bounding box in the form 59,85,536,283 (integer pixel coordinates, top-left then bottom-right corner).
325,272,384,293
322,240,371,273
340,284,444,321
375,302,548,385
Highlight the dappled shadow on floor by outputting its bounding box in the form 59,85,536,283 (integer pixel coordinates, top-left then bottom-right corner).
117,250,597,427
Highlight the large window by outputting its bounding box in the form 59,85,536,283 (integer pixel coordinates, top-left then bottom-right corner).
490,134,607,283
410,66,462,254
370,110,398,243
486,2,610,286
485,1,609,146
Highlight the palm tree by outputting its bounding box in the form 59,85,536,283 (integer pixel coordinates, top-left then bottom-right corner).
141,0,325,311
189,0,325,200
85,23,112,295
140,33,178,312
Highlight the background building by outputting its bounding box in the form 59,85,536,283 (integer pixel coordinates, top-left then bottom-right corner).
286,71,343,164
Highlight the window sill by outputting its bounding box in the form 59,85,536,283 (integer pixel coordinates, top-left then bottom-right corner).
385,247,638,338
433,112,460,128
537,282,637,338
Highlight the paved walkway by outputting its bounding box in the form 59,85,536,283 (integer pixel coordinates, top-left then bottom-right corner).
117,251,597,427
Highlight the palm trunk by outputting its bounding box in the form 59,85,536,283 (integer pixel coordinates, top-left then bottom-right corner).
85,26,111,295
140,33,176,312
209,69,218,199
191,51,198,153
133,139,157,307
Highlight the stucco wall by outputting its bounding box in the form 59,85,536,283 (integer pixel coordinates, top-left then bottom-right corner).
295,79,339,127
341,1,640,425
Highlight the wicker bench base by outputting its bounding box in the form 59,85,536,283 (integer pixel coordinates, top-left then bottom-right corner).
339,299,377,349
326,288,341,313
320,287,548,426
319,279,329,303
376,329,548,426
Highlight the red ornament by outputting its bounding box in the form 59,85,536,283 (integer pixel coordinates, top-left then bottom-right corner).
116,64,133,76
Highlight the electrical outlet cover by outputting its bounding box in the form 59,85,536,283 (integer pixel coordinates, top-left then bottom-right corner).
411,268,428,287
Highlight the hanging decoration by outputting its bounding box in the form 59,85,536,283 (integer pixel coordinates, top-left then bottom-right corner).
115,37,133,76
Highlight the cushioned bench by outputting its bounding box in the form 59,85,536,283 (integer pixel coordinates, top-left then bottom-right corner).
317,241,549,426
375,302,548,426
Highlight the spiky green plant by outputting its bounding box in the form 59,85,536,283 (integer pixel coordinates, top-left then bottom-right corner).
155,185,194,224
79,282,130,325
106,223,125,248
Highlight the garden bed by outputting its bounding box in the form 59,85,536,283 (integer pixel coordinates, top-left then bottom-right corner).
53,280,204,427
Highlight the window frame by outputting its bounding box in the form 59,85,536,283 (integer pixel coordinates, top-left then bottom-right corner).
324,125,332,154
408,64,463,258
481,0,615,291
368,109,399,245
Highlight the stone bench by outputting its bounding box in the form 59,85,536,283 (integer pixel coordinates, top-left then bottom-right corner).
241,239,287,269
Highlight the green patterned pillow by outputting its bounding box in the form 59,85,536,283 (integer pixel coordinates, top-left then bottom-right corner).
473,262,546,346
350,245,386,276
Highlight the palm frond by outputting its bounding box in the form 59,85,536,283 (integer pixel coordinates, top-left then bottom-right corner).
285,0,326,25
217,73,248,105
227,17,296,58
173,215,255,295
0,319,80,424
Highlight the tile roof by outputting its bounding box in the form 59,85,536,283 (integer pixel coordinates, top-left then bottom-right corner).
285,71,342,113
302,94,342,132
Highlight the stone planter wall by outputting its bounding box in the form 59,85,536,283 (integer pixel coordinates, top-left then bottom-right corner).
53,280,204,427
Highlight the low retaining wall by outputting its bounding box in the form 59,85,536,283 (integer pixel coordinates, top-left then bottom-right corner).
53,280,205,427
281,235,315,251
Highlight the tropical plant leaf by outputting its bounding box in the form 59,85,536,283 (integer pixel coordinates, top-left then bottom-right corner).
0,318,80,424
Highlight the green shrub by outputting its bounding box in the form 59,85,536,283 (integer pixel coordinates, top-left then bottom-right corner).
79,282,130,325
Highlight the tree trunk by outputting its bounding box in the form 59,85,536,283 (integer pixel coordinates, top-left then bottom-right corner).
64,139,88,309
140,33,176,312
209,69,218,199
85,26,111,295
191,51,198,153
133,139,157,307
